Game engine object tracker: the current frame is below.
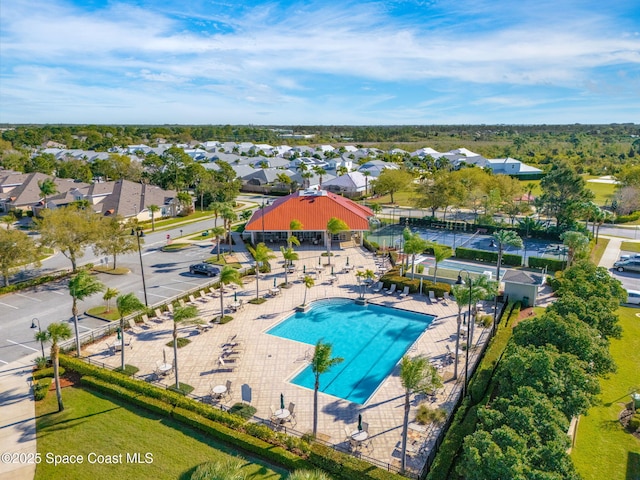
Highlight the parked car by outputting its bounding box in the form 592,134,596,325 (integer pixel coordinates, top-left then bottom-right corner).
189,263,220,277
625,290,640,305
619,253,640,261
613,259,640,273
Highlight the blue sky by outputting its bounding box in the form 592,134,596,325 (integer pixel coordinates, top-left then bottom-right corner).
1,0,639,125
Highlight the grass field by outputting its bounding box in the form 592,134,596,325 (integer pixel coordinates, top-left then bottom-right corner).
621,242,640,253
35,387,287,480
571,306,640,480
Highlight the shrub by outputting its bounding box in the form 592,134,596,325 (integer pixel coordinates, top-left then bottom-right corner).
168,383,195,395
380,268,450,297
416,405,447,425
629,414,640,432
33,378,52,401
228,403,257,419
219,315,234,324
34,357,48,370
248,298,267,305
416,264,425,274
528,256,566,272
477,315,493,328
166,338,191,348
113,364,139,376
33,366,64,380
455,247,522,266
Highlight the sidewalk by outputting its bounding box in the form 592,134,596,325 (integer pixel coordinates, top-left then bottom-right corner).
0,354,38,480
597,236,623,269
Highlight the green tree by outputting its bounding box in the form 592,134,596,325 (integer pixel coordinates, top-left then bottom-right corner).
431,244,453,283
116,293,144,371
211,226,226,260
37,178,58,208
302,275,315,306
288,219,303,248
492,230,523,284
281,246,299,285
0,228,40,286
402,233,429,279
399,355,442,473
147,204,160,231
372,168,413,204
325,217,349,265
561,230,590,267
177,191,193,215
221,204,237,246
69,271,104,356
171,305,200,389
37,205,100,272
537,161,594,229
247,242,276,300
218,266,242,319
103,287,119,313
311,340,344,436
42,322,72,411
0,211,16,230
93,216,139,269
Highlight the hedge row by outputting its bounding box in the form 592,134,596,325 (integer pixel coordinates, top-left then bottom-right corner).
527,256,566,272
66,357,406,480
454,247,522,266
33,377,53,401
380,269,451,297
33,366,65,380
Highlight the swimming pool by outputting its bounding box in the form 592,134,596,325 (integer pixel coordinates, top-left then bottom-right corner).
267,299,435,405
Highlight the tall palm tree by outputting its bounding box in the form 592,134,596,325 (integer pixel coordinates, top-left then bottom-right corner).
492,230,523,285
171,305,199,389
311,340,344,436
247,242,276,300
362,170,371,195
302,275,315,306
221,205,237,248
288,219,303,248
69,271,105,357
218,266,242,319
355,269,375,299
431,244,453,283
147,204,160,231
281,246,299,285
103,288,118,313
325,217,349,265
116,293,144,371
525,182,536,205
313,166,327,187
399,355,442,473
38,178,57,209
42,322,72,412
561,230,590,267
211,226,226,260
403,233,429,279
450,283,471,381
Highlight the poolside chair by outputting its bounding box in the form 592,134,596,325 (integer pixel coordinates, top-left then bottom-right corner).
385,284,397,295
179,298,186,308
442,292,450,305
153,308,166,323
127,318,142,334
285,402,297,426
361,421,369,433
428,290,437,303
140,314,154,328
372,282,383,293
198,290,209,302
344,426,353,443
399,286,410,297
167,303,174,315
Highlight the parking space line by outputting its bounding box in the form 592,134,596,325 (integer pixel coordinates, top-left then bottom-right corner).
0,359,8,364
78,325,93,331
157,285,184,292
7,340,38,352
175,279,203,286
147,292,170,298
16,293,43,302
51,291,65,295
0,302,18,309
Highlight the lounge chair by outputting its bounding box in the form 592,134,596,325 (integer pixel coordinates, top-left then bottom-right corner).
198,290,209,302
428,291,438,303
217,357,236,372
140,314,154,328
127,318,142,333
153,308,166,323
372,282,383,293
442,292,450,305
179,299,186,308
385,284,397,295
399,286,410,297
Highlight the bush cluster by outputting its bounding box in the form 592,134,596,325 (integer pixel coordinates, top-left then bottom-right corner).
33,366,65,380
33,378,52,401
527,256,566,272
454,247,522,267
380,268,451,297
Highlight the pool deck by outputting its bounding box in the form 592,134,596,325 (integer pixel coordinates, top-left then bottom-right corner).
84,245,491,474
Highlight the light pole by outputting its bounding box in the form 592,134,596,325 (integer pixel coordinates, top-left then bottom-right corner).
131,227,149,306
261,199,266,242
455,270,473,397
31,318,46,358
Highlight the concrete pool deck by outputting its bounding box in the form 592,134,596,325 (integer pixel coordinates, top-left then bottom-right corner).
83,245,490,474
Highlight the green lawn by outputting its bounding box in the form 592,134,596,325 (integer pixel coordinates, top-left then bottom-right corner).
35,387,287,480
620,241,640,254
571,306,640,480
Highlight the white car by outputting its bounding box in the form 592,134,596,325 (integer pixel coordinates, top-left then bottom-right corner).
625,290,640,305
619,253,640,261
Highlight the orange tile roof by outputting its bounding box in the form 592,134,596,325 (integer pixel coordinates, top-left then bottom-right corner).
245,190,373,232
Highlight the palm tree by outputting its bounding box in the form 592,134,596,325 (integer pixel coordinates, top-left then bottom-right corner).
218,266,242,319
492,230,523,285
281,246,299,286
311,340,344,436
337,165,348,177
221,206,237,248
103,288,118,313
38,178,57,209
313,166,327,187
116,293,144,371
208,201,225,228
561,231,590,266
288,219,303,248
171,305,200,389
247,242,276,300
450,283,471,381
432,244,453,283
301,275,315,307
211,226,226,260
287,470,333,480
525,182,536,205
42,322,72,411
325,217,349,265
362,170,371,195
403,233,429,279
1,211,16,230
147,204,160,231
355,269,375,299
399,355,442,473
69,271,105,357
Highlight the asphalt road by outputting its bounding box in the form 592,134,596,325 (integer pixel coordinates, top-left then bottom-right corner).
0,217,235,365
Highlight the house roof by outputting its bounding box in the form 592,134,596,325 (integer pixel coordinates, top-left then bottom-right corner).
321,171,368,190
502,270,544,285
244,189,373,232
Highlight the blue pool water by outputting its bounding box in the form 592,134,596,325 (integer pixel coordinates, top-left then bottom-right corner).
267,299,435,405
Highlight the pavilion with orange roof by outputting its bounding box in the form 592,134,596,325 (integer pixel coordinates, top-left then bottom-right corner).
244,189,374,246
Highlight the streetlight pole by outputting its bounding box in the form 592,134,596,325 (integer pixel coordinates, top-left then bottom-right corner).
31,318,46,358
455,270,473,397
131,228,148,306
261,199,265,242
